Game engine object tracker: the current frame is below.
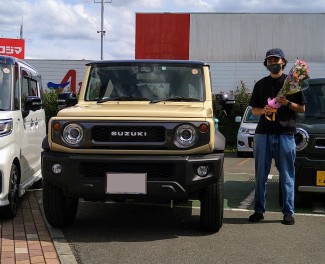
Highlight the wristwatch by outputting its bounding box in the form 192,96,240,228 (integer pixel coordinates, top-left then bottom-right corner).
287,101,292,108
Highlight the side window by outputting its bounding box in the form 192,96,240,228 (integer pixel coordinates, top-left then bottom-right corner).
14,65,20,110
21,69,29,96
21,68,41,109
30,79,38,96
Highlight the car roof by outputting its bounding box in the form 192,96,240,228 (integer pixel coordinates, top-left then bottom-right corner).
87,60,208,66
308,78,325,85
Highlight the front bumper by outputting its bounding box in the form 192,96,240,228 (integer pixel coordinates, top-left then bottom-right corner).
237,133,254,153
42,151,224,201
295,156,325,193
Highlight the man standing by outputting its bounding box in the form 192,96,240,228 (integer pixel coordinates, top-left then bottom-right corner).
248,48,306,225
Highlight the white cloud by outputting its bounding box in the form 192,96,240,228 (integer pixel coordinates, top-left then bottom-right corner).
1,0,325,60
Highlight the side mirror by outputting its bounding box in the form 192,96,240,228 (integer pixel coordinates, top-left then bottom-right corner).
216,93,235,112
235,116,242,123
58,92,78,110
22,96,42,118
25,96,42,111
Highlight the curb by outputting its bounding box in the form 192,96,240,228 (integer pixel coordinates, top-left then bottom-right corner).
34,190,78,264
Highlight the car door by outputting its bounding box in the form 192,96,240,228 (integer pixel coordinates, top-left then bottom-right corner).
19,68,45,184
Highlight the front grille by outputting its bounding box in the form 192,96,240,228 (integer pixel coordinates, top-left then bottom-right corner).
315,138,325,148
80,162,175,179
92,126,165,143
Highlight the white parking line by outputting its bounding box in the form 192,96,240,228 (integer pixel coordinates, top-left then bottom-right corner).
236,158,252,166
237,189,255,209
226,208,325,217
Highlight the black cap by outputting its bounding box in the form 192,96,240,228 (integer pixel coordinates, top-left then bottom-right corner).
265,48,285,60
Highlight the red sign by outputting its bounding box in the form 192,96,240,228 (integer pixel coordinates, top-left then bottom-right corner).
0,38,25,59
135,14,190,60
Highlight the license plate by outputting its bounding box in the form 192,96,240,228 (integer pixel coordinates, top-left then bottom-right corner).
316,171,325,186
106,173,147,194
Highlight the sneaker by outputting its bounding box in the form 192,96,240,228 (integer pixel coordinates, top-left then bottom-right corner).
282,215,295,225
248,212,264,222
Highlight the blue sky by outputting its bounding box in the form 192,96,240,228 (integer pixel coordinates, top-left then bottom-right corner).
1,0,325,60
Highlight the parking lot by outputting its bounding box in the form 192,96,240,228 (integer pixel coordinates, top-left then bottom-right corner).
1,153,324,264
59,153,325,264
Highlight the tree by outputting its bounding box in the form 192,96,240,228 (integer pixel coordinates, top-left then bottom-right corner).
213,81,252,147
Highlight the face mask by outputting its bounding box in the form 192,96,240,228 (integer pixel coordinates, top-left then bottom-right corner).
267,64,282,74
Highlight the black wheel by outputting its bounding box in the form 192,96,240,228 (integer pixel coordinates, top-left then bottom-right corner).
1,164,20,219
200,173,224,232
43,179,79,227
278,181,283,206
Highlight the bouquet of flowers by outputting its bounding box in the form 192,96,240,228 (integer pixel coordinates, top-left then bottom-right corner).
277,59,310,97
265,59,310,121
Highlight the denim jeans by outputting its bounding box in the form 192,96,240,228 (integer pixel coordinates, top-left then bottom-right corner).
253,134,296,215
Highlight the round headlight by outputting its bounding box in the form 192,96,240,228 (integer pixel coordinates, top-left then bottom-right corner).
174,124,198,148
295,128,309,151
62,123,84,145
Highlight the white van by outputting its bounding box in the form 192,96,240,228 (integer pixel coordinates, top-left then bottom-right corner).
235,106,260,157
0,55,46,218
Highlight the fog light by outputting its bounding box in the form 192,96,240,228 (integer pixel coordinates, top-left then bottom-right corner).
52,164,62,174
197,165,209,177
238,141,245,146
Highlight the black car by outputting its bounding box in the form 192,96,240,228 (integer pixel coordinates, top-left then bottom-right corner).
291,78,325,201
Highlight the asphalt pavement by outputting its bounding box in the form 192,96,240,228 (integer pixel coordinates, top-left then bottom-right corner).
1,153,324,264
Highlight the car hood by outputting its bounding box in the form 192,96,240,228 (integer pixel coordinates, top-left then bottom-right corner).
297,119,325,134
56,102,212,118
241,122,258,129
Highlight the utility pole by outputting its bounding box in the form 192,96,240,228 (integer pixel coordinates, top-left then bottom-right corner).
20,17,23,39
94,0,112,60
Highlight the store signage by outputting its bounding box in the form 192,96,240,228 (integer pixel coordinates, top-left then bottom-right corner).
0,38,25,59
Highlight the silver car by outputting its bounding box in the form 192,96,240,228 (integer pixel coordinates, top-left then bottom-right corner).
235,106,260,157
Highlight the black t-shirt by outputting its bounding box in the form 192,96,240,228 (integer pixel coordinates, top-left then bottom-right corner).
249,74,306,135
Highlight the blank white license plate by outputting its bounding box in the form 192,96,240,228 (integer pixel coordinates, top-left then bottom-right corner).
106,173,147,194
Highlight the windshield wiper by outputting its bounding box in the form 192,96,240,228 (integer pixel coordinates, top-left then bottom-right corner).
97,96,151,103
150,96,201,103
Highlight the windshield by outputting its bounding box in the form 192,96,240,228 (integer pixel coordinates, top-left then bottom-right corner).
244,107,260,123
0,64,12,111
85,63,204,102
297,83,325,120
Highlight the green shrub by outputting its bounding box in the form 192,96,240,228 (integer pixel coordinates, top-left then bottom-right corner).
42,89,60,125
213,81,252,147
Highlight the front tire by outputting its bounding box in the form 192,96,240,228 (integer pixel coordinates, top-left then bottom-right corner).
200,173,224,232
1,164,20,219
43,179,79,227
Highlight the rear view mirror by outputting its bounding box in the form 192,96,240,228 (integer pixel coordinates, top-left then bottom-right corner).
57,92,78,110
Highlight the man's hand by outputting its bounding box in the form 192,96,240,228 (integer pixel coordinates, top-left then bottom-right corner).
276,96,289,106
264,105,276,115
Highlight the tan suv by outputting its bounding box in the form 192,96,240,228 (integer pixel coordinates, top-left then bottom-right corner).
42,60,226,232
